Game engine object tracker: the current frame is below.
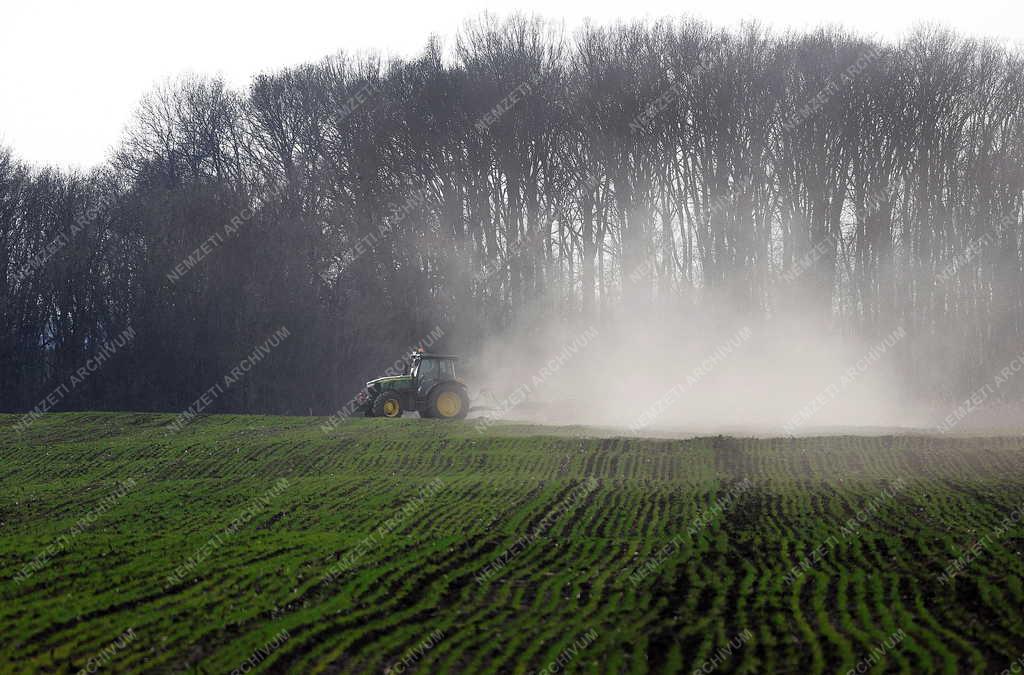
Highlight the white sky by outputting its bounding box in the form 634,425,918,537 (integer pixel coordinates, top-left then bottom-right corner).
1,0,1020,169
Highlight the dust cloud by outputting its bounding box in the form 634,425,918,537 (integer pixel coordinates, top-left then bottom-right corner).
457,299,951,436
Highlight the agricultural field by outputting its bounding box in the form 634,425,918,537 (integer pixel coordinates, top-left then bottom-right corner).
2,412,1024,674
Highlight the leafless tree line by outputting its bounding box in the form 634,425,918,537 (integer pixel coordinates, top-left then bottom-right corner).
1,17,1022,415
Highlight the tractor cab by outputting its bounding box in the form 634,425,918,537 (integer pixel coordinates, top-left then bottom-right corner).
358,349,469,419
410,351,456,386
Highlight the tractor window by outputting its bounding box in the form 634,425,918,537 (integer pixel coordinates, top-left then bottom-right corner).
439,360,455,379
417,359,438,380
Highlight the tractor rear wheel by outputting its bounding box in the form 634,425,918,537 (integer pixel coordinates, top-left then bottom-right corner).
372,391,403,418
427,385,469,419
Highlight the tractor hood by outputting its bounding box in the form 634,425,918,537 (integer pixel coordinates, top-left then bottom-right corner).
366,375,414,387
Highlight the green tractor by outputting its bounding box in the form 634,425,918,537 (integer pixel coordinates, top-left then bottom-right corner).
355,351,470,419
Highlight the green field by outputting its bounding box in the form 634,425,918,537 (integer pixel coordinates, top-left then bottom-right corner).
2,413,1024,674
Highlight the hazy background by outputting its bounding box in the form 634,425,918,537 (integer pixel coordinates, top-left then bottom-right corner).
2,11,1023,436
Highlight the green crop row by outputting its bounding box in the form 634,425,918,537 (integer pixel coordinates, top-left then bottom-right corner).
1,413,1023,673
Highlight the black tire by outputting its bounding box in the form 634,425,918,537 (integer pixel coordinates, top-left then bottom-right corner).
427,384,469,420
372,391,403,418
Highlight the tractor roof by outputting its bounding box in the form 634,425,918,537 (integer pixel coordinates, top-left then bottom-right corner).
412,351,458,360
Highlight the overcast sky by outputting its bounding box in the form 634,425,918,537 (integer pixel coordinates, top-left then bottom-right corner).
1,0,1020,169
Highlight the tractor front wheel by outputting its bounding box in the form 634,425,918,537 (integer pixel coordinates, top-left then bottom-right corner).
427,385,469,419
372,391,403,418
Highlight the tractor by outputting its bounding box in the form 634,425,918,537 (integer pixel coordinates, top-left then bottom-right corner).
355,350,470,419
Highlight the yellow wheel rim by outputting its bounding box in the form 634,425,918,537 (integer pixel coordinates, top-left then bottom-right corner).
383,400,400,417
436,391,461,417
